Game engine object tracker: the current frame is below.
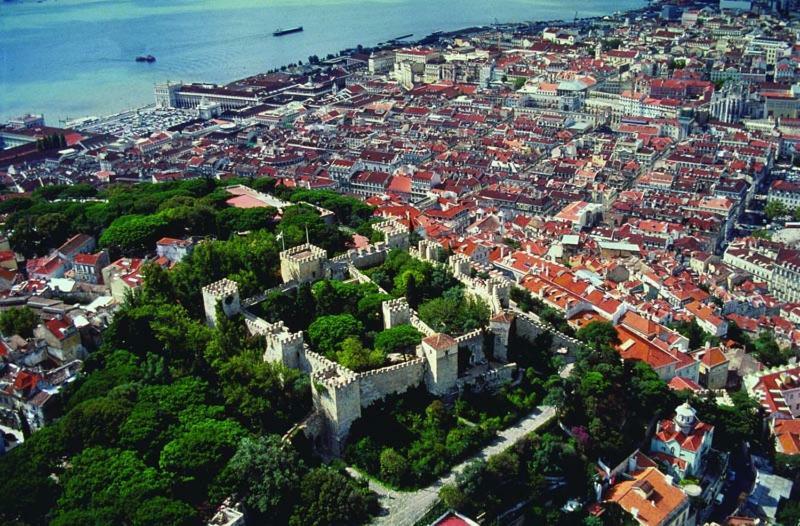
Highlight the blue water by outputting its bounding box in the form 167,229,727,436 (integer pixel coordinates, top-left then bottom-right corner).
0,0,644,123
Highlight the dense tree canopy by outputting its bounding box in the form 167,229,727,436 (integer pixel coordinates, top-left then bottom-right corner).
575,321,619,350
417,288,490,336
0,179,384,526
308,314,364,356
0,306,39,338
374,325,423,355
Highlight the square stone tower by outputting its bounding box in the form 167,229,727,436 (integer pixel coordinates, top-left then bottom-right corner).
487,276,511,311
449,254,471,278
382,298,411,329
372,219,409,250
280,243,327,284
202,278,240,327
263,321,306,370
421,333,459,395
488,311,515,362
311,367,362,455
418,239,442,262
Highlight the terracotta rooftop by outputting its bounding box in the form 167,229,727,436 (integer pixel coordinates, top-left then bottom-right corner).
423,333,456,351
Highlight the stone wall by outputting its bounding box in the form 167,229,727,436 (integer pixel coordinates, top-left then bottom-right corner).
514,311,585,358
382,298,411,329
356,358,426,406
458,363,516,393
410,313,436,337
455,329,487,366
312,369,361,455
202,278,240,327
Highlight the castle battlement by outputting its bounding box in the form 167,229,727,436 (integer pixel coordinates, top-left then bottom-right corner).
280,243,327,284
266,329,304,345
372,219,409,249
383,298,409,311
312,365,358,388
280,243,327,264
202,278,239,297
409,314,436,336
244,316,285,337
455,328,484,344
355,356,426,378
372,218,406,236
202,278,241,327
304,346,356,379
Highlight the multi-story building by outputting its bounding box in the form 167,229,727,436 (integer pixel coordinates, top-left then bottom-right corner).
72,250,110,285
747,364,800,420
603,454,693,526
649,402,715,480
772,249,800,304
768,180,800,210
156,237,196,264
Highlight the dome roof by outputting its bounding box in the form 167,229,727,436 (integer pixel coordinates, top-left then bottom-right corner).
675,401,696,420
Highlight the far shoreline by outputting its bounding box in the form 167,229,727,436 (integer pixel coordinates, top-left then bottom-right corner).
8,0,653,126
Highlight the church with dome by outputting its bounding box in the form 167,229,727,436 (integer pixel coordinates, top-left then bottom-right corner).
649,402,715,480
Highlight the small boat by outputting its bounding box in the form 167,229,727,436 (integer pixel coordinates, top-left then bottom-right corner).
135,55,156,63
273,26,303,37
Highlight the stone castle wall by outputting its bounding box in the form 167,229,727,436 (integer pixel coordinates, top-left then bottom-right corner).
455,329,486,365
458,363,516,393
356,357,426,406
514,311,585,357
410,313,437,337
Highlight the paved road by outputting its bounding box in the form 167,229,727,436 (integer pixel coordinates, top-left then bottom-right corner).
352,405,556,526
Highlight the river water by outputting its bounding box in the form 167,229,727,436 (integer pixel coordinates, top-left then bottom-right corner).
0,0,644,123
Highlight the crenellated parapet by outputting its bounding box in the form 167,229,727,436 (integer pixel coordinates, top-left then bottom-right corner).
263,322,306,370
372,218,409,250
310,364,362,455
410,313,437,337
356,357,426,407
382,298,411,329
202,278,241,327
417,239,443,262
449,253,471,278
280,243,327,284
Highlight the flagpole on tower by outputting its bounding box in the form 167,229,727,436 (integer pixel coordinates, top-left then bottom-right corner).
305,224,310,245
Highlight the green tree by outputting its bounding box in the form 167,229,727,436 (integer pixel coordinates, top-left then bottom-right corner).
53,447,170,525
576,320,619,350
335,337,386,371
130,497,197,526
765,200,788,221
218,352,310,434
159,418,247,501
99,214,170,254
777,500,800,526
379,447,408,486
439,483,467,510
215,435,304,523
62,396,132,453
753,331,789,367
417,289,490,336
374,325,422,357
0,306,39,338
672,318,707,350
356,292,393,330
289,466,377,526
308,314,364,355
118,401,177,462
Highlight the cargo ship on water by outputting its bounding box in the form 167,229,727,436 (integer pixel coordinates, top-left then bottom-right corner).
273,26,303,36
